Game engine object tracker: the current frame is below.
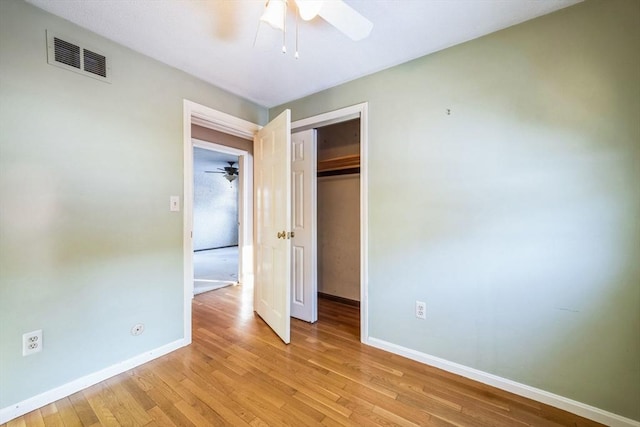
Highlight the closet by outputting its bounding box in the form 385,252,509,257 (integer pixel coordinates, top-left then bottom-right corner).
316,119,361,306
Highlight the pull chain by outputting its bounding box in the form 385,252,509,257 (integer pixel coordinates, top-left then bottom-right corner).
295,7,299,59
282,2,287,53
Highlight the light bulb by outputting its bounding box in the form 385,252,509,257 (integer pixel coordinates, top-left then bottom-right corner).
296,0,323,21
260,0,286,31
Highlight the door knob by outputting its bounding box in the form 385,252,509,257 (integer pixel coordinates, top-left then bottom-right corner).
277,231,286,239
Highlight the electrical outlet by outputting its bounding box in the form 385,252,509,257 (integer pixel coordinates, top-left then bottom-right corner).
131,323,145,336
415,301,426,319
23,330,43,356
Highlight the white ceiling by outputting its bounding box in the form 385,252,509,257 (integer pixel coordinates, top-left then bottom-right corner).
26,0,581,108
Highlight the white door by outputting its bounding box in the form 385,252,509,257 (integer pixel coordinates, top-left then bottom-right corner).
254,110,292,344
291,130,317,323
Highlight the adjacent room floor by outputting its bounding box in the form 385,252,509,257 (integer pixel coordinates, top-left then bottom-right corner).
193,246,238,295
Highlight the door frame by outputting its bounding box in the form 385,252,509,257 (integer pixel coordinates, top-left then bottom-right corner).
183,100,370,344
291,102,369,343
182,100,260,343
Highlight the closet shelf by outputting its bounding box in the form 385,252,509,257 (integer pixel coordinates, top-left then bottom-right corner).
317,154,360,172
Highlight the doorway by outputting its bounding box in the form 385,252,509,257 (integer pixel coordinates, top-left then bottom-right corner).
291,102,369,342
183,100,368,345
182,100,259,343
316,119,361,309
192,147,240,295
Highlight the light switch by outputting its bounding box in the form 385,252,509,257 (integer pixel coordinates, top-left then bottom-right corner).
170,196,180,212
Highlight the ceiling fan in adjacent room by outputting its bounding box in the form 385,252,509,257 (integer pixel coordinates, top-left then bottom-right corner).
205,161,238,183
259,0,373,57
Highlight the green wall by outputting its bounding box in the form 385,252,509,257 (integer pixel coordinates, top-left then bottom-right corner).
0,0,266,409
272,0,640,420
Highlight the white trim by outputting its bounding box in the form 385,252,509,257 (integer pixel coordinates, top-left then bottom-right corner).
189,103,260,140
358,104,369,344
183,101,195,343
194,279,237,284
366,337,640,427
0,339,186,424
291,102,369,343
292,105,362,131
183,100,258,343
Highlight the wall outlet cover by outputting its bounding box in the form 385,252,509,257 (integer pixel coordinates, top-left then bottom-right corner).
416,301,426,319
23,330,43,356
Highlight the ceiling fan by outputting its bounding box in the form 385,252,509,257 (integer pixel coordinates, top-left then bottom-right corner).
205,161,239,183
260,0,373,56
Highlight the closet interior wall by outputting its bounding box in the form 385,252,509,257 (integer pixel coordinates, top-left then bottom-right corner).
317,119,361,303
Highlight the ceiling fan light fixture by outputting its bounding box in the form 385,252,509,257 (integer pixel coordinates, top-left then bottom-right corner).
224,174,238,183
257,0,372,57
296,0,324,21
260,0,287,31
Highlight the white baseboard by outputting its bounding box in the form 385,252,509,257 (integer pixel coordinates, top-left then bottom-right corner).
366,337,639,427
0,338,189,424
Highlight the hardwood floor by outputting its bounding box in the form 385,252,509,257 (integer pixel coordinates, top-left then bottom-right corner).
4,284,603,426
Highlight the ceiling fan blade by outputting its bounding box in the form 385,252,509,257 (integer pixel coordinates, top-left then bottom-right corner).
317,0,373,41
205,171,224,173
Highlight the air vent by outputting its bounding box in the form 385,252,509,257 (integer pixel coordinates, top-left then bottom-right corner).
47,30,111,83
83,49,107,78
53,37,81,69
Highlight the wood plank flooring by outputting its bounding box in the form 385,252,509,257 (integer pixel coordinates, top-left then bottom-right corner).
4,284,603,426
